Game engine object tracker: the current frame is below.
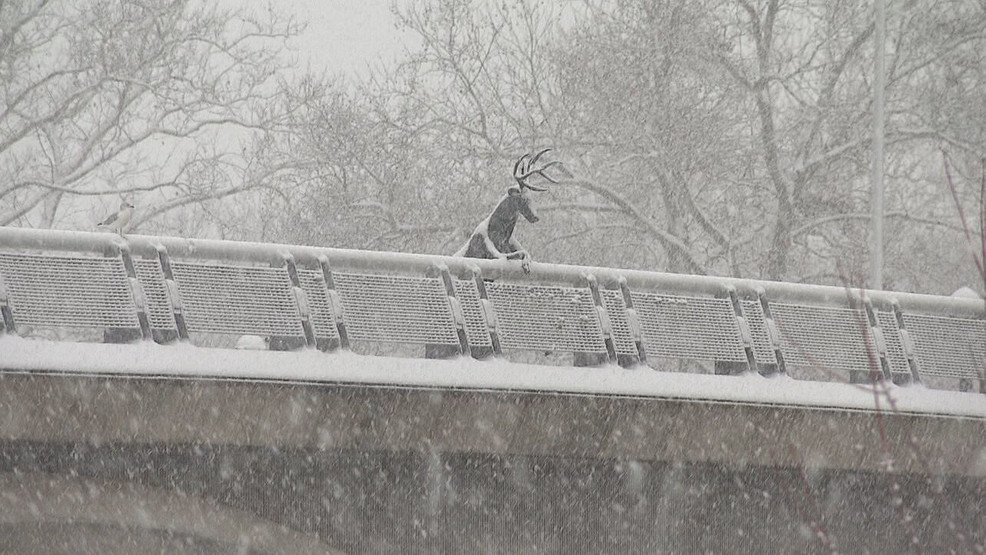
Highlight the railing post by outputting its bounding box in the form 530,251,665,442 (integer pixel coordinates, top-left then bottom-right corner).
618,277,647,367
428,263,470,357
470,266,502,358
101,243,148,343
0,272,14,335
857,298,894,384
756,289,787,376
152,245,189,343
318,255,349,350
274,254,317,350
576,273,617,366
716,286,756,375
120,244,152,341
891,302,922,386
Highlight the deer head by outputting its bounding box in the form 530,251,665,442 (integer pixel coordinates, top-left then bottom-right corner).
502,149,563,224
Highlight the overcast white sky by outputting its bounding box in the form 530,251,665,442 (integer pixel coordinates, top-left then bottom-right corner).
272,0,414,78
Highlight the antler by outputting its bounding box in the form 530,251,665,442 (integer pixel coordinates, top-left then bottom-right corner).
513,148,562,192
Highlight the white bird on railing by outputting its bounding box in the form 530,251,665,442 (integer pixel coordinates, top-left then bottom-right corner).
97,202,134,235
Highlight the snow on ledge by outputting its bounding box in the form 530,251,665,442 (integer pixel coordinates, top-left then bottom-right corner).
1,336,984,419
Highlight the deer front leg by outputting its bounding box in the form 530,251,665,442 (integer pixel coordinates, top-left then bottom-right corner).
479,234,532,273
506,237,532,273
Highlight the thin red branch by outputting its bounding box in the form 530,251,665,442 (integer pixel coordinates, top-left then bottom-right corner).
942,151,985,279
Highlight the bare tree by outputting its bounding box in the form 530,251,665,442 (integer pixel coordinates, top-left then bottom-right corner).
0,0,302,229
712,0,986,286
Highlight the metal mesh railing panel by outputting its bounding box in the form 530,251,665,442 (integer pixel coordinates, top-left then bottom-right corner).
0,252,139,329
171,261,304,337
903,314,985,380
631,292,747,362
453,279,492,348
132,258,176,331
770,303,876,374
485,283,607,353
601,289,638,356
742,300,777,364
333,272,459,345
298,270,341,342
877,311,910,376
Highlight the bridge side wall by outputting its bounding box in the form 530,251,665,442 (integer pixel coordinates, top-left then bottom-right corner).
1,373,985,552
1,373,983,475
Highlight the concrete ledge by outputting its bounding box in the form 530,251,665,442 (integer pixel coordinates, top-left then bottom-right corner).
3,336,985,418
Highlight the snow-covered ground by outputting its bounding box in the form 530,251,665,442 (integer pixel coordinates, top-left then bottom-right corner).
2,335,984,419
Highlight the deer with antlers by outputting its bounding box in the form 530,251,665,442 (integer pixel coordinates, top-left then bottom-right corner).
454,148,562,273
426,149,562,361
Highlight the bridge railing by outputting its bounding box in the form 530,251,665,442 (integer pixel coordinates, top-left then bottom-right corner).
0,227,983,391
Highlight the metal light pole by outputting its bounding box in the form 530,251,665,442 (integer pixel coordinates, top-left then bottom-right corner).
869,0,887,289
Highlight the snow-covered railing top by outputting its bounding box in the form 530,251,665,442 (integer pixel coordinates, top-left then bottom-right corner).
0,227,983,391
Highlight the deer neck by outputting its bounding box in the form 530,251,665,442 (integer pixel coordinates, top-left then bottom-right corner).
487,199,519,250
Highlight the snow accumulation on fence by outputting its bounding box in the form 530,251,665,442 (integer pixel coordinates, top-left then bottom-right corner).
1,335,984,419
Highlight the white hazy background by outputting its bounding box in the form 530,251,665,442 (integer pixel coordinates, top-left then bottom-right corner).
252,0,414,77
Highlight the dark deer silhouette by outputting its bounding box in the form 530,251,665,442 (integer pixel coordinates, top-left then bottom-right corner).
454,148,561,273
